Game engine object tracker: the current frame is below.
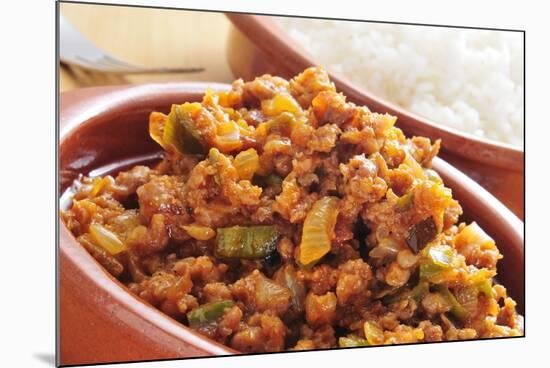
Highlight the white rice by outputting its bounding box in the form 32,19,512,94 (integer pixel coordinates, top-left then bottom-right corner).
276,18,524,147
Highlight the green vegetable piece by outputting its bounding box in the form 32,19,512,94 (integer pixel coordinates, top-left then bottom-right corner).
384,280,429,305
395,191,414,212
419,244,455,280
406,217,437,253
338,336,370,348
164,104,205,155
455,285,480,316
477,279,495,298
434,285,469,322
424,168,443,184
186,300,234,327
215,225,280,259
411,281,430,302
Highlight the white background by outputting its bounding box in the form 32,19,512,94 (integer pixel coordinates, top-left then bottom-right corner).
0,0,546,367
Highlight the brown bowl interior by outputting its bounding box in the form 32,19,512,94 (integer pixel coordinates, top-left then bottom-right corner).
59,83,524,364
225,14,525,219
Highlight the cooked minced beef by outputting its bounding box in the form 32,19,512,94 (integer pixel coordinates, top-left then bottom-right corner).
62,67,523,353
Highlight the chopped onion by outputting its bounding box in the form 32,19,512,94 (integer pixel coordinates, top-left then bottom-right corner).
89,223,127,255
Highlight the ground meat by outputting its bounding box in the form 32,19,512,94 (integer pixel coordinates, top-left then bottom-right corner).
230,313,286,352
340,154,388,204
410,136,441,166
77,234,124,276
292,339,315,350
289,67,336,109
311,90,356,128
125,214,169,255
231,270,291,316
63,66,522,354
216,306,243,341
335,259,372,306
240,108,267,127
64,194,125,236
242,75,290,106
384,325,425,344
277,237,295,263
273,153,294,177
201,282,233,303
273,177,317,223
307,124,341,153
446,327,478,341
157,152,201,179
384,262,411,287
418,320,444,342
390,299,418,321
208,148,263,207
422,292,452,316
378,312,400,330
497,297,519,328
137,175,186,222
340,126,380,156
115,165,154,198
305,291,337,326
330,242,360,264
299,324,337,349
459,243,500,270
173,256,225,287
128,270,196,319
298,264,337,295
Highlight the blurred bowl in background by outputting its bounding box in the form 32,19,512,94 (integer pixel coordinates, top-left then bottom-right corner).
225,14,524,219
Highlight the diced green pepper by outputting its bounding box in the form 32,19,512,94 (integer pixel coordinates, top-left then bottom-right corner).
384,281,429,305
163,104,205,154
406,217,437,253
476,279,495,298
419,244,455,280
338,336,370,348
215,225,280,259
411,281,430,302
433,285,469,323
186,300,234,327
455,284,479,316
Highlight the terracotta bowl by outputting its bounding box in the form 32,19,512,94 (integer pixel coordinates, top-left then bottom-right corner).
59,83,524,365
225,14,525,219
59,84,236,366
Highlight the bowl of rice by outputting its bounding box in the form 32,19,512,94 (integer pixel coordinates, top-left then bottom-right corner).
226,14,524,218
